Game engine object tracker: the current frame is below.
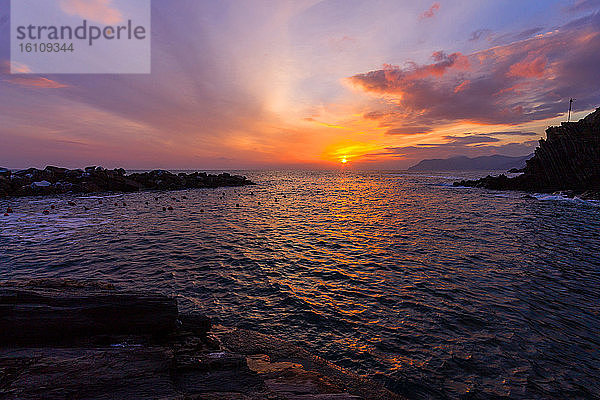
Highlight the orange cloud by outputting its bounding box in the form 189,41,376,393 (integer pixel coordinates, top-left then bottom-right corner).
420,3,440,20
6,77,68,88
1,60,32,74
507,55,547,78
59,0,123,24
349,51,470,95
453,80,470,93
347,14,600,128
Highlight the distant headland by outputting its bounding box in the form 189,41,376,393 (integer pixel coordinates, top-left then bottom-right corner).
0,167,254,198
455,108,600,200
408,154,531,171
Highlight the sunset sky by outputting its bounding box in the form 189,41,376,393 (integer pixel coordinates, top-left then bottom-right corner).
1,0,599,169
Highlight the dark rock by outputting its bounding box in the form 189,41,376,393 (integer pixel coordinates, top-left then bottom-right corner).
0,177,11,197
580,190,600,200
0,280,402,400
44,166,68,176
179,313,212,336
0,347,177,400
0,281,178,346
0,167,255,198
456,107,600,198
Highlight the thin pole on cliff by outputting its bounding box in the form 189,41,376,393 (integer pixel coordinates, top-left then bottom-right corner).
568,98,575,122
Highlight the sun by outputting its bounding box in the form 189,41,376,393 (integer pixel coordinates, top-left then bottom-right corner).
341,156,348,164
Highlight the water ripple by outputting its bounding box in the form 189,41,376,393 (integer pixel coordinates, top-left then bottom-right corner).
1,170,599,399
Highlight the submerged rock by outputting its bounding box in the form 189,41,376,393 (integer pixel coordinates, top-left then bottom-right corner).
456,107,600,197
0,167,255,198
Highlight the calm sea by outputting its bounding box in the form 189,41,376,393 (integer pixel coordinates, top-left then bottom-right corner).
1,170,599,399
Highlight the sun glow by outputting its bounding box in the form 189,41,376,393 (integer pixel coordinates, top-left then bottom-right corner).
341,156,348,164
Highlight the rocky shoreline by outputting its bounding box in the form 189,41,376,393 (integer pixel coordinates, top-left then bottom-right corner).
454,108,600,200
0,166,254,198
0,279,402,400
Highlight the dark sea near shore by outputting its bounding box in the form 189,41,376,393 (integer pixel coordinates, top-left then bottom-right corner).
1,170,599,399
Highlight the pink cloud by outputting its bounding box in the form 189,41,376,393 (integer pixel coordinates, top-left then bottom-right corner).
356,51,470,94
507,54,547,78
59,0,123,24
420,3,440,20
348,15,600,127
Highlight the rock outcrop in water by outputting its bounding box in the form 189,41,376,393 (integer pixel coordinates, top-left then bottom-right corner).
455,108,600,199
0,166,254,198
0,279,401,400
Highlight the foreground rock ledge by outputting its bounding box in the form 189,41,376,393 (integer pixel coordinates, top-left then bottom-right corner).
0,167,255,198
454,107,600,200
0,279,402,400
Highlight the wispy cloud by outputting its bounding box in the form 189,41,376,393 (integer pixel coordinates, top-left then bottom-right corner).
386,126,432,135
480,131,538,136
565,0,600,13
379,139,538,163
5,77,69,88
0,61,67,88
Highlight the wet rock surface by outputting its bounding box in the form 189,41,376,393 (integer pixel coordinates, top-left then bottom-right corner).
455,108,600,199
0,280,402,400
0,167,254,198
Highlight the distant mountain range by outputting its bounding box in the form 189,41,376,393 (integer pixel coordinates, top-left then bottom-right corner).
408,155,531,171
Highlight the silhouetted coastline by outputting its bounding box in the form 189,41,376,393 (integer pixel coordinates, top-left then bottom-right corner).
0,167,254,198
455,108,600,200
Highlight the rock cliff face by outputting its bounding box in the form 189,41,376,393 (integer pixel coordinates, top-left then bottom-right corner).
455,108,600,198
0,166,254,198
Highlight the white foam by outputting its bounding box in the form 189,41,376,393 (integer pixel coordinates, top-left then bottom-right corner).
531,193,600,206
422,175,466,180
0,212,111,243
77,194,123,199
534,193,574,201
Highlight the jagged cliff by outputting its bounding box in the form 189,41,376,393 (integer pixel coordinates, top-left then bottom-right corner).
456,108,600,199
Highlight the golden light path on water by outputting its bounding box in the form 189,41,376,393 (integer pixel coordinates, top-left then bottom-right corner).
1,170,599,399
